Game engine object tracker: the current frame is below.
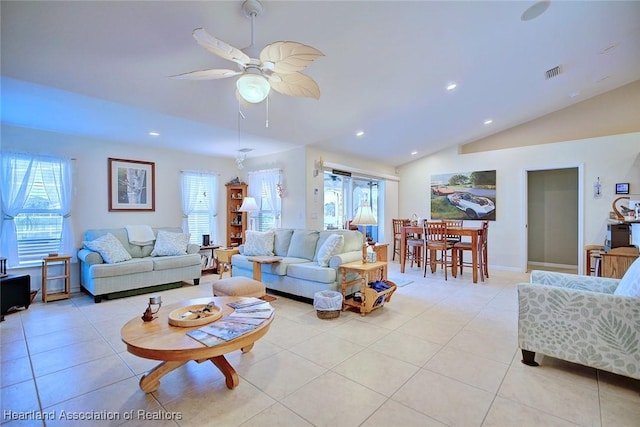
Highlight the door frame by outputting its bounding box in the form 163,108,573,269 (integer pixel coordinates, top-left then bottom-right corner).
521,163,584,273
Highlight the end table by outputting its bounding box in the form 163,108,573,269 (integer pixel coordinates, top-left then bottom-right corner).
42,255,71,302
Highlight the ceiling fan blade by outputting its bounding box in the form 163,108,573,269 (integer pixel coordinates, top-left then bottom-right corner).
260,41,324,74
170,69,243,80
192,28,250,66
269,72,320,99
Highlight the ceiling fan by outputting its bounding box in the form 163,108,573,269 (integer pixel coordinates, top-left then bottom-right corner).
171,0,324,104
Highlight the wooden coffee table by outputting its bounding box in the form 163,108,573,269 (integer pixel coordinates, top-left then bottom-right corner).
121,297,273,393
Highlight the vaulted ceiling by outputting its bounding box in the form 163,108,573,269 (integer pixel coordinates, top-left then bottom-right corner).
2,1,639,166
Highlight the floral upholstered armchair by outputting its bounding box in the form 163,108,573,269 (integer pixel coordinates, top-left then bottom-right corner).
517,257,640,380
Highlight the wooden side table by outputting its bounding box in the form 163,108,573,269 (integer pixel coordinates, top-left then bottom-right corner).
246,256,283,282
340,260,394,316
215,248,239,279
42,255,71,302
199,245,221,275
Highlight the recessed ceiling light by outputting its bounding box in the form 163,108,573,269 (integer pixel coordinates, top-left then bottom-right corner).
356,130,364,137
410,151,418,156
521,1,550,21
148,131,160,136
483,119,493,125
446,83,457,91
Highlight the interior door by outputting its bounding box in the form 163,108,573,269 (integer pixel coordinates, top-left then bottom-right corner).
526,167,579,272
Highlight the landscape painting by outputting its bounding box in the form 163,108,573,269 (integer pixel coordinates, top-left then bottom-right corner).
430,170,496,220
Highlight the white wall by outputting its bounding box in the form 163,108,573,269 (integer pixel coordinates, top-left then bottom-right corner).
398,132,640,272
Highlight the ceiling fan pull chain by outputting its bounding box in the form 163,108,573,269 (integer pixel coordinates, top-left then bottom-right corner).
265,96,269,128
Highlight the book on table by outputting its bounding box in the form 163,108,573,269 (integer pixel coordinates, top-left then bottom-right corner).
226,297,266,309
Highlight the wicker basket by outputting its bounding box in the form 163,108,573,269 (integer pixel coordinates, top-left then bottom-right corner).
316,309,340,319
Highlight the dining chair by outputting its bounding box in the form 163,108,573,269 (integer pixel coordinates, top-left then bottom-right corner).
444,219,463,244
423,221,455,280
453,221,488,281
392,218,410,261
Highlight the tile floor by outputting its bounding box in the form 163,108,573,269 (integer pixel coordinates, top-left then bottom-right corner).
1,263,639,427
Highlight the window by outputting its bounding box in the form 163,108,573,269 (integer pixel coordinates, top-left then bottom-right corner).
323,171,381,240
180,172,218,245
247,169,282,231
1,153,74,266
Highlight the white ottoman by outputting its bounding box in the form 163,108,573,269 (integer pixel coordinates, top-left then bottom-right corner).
212,276,266,298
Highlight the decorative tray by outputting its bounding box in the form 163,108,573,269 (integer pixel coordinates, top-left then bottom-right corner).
168,302,223,327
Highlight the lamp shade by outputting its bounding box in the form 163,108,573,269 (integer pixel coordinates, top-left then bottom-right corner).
238,197,259,212
351,204,377,226
236,74,270,104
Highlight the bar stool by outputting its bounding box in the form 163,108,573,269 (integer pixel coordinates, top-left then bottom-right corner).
584,245,604,276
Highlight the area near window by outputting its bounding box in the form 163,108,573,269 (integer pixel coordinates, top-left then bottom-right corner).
1,152,74,266
180,171,218,245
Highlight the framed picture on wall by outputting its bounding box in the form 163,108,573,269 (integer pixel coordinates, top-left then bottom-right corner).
615,183,629,195
108,158,155,211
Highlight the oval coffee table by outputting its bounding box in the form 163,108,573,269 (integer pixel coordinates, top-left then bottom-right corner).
121,296,273,393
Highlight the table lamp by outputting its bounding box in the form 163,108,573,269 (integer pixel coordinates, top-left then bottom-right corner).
351,200,377,263
238,196,260,231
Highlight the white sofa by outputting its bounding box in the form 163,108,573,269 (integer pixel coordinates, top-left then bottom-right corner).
517,258,640,380
78,227,201,302
231,228,365,299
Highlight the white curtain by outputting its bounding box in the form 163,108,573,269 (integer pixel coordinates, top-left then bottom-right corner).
247,168,282,228
41,157,75,261
180,171,218,241
180,172,200,234
1,153,35,266
0,153,74,266
206,175,218,243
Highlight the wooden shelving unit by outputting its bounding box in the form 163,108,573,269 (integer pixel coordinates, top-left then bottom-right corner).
42,255,71,302
339,260,396,316
226,183,248,248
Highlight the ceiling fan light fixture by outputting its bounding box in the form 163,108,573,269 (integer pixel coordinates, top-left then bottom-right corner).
236,74,270,104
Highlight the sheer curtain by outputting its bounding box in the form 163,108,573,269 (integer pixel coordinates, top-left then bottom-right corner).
42,157,75,261
247,168,282,228
1,153,35,266
180,172,200,234
180,171,218,242
0,153,74,266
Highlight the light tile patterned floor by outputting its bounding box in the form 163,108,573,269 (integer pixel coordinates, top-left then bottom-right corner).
1,263,639,426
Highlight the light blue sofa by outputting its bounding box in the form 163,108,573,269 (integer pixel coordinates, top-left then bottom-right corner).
78,227,201,302
517,266,640,380
231,228,365,299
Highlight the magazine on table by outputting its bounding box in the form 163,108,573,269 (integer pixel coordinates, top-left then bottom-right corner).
223,316,266,326
229,309,273,319
186,329,226,347
200,319,257,341
226,297,266,309
233,302,273,313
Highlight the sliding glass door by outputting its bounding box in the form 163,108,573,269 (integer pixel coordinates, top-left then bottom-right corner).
323,171,379,241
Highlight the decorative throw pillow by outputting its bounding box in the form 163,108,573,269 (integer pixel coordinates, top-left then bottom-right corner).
243,230,275,256
614,257,640,298
151,230,190,256
317,234,344,267
83,233,132,264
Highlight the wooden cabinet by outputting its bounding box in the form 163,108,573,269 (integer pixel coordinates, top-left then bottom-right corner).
226,183,248,248
601,250,639,279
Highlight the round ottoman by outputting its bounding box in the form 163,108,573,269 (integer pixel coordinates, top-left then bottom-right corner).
212,276,266,298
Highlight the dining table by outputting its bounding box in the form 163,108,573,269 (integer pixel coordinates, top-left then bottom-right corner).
400,224,485,283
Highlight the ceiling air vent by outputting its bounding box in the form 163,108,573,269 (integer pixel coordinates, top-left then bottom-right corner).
545,65,562,80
